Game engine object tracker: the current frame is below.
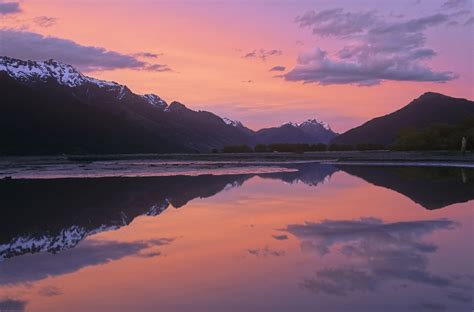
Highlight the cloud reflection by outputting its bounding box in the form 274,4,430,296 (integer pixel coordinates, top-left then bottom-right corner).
283,218,471,299
247,246,285,258
0,298,27,312
0,238,173,285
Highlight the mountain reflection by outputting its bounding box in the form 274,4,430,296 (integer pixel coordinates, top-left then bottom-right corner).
0,174,252,259
1,164,473,261
337,165,474,209
0,164,337,260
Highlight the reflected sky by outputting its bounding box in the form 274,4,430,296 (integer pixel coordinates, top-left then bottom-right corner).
0,164,472,312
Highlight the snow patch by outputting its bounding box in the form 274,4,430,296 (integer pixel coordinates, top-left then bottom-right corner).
284,119,332,131
143,94,167,109
222,117,243,127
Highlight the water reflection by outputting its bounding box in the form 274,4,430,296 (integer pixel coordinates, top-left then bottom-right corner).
0,164,337,260
285,218,460,293
0,174,253,259
338,165,474,209
0,238,173,285
0,164,472,312
1,164,473,260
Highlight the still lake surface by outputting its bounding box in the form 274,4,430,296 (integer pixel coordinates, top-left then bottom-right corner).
0,163,473,312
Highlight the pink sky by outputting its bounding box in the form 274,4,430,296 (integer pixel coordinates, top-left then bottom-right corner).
1,0,473,132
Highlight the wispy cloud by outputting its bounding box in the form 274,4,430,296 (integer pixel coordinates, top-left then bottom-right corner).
38,286,62,297
270,65,286,72
133,52,163,59
247,246,285,257
243,49,282,61
442,0,471,9
32,16,58,27
145,63,171,72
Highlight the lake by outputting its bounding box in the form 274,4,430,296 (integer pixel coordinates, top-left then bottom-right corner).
0,163,473,312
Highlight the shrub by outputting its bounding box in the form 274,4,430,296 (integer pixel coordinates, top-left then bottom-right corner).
328,144,354,151
355,143,385,151
221,145,253,153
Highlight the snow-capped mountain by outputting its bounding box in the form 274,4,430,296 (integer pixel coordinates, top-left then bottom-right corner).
0,56,170,108
283,119,333,131
0,56,256,154
0,56,121,88
299,119,332,131
255,118,338,144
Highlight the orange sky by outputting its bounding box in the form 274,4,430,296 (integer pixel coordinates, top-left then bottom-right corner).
1,0,473,132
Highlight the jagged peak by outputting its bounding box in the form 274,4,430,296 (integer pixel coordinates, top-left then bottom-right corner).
283,121,299,127
165,101,187,112
143,94,168,109
222,117,243,128
282,119,332,131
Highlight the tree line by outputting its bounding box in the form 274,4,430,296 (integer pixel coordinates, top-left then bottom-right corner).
219,143,385,153
219,119,474,153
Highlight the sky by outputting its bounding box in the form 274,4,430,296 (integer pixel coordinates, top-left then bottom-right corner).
0,0,473,132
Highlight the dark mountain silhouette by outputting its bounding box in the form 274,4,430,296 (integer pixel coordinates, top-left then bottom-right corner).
255,124,311,144
332,92,474,146
254,120,337,144
222,117,255,136
338,165,474,209
0,57,336,155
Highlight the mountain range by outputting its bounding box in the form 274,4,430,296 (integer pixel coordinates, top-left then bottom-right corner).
1,56,473,154
0,56,336,155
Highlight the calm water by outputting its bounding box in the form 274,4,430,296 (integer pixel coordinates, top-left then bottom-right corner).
0,164,473,312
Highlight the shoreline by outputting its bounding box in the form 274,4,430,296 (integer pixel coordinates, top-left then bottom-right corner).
1,150,473,164
1,151,473,180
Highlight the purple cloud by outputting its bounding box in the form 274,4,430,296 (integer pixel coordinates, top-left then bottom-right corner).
0,29,172,73
243,49,282,61
0,1,20,15
442,0,470,9
33,16,58,27
270,65,286,72
286,9,458,86
145,63,171,72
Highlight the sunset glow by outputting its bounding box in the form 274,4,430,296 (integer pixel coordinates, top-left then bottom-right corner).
2,0,472,132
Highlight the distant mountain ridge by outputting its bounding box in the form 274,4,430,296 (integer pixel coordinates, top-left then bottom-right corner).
332,92,474,146
0,56,336,155
254,119,338,144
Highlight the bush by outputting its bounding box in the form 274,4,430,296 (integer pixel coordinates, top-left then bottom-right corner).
355,143,385,151
310,143,328,151
221,145,253,153
391,119,474,151
253,143,328,153
254,144,270,153
328,144,354,151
